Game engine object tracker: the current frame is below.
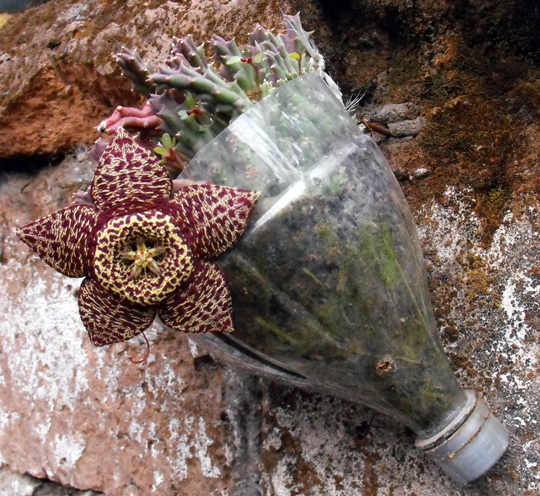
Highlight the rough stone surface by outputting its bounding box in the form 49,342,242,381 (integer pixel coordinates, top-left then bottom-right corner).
360,103,420,125
388,116,425,137
0,469,41,496
1,0,540,495
0,467,103,495
0,0,289,158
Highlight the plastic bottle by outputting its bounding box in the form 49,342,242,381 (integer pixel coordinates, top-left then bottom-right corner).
180,73,509,484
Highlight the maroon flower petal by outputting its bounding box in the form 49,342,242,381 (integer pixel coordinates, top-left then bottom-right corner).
79,278,156,346
91,127,172,212
169,184,260,259
159,261,233,333
15,205,97,277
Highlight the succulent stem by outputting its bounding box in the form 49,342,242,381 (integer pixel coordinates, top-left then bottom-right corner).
100,13,344,164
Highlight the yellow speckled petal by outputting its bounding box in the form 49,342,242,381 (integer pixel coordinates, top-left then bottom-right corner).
170,184,260,259
15,205,97,277
159,261,233,333
79,278,156,346
91,127,172,212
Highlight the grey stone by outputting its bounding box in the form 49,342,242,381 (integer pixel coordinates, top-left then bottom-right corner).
0,469,40,496
0,468,104,496
363,102,420,124
388,116,426,137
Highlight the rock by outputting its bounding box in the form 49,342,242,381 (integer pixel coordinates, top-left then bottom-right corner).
0,0,287,158
379,140,416,180
0,467,103,495
388,116,426,137
412,167,429,177
0,469,41,496
2,125,538,496
362,102,420,124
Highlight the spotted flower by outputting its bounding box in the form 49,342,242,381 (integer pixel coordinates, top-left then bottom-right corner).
15,128,260,346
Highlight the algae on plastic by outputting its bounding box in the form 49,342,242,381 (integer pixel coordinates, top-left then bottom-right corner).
183,74,468,439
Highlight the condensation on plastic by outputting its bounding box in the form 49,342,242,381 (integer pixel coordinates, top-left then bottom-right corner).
182,73,470,439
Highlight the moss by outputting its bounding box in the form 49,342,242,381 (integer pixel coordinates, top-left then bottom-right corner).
386,48,424,102
403,37,530,242
280,0,540,251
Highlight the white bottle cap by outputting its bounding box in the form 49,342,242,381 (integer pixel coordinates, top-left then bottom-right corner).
416,390,510,484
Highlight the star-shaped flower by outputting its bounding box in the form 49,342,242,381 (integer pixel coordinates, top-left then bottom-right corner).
15,128,260,346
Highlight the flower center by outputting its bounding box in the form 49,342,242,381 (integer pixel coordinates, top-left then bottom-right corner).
121,237,167,279
93,211,193,306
